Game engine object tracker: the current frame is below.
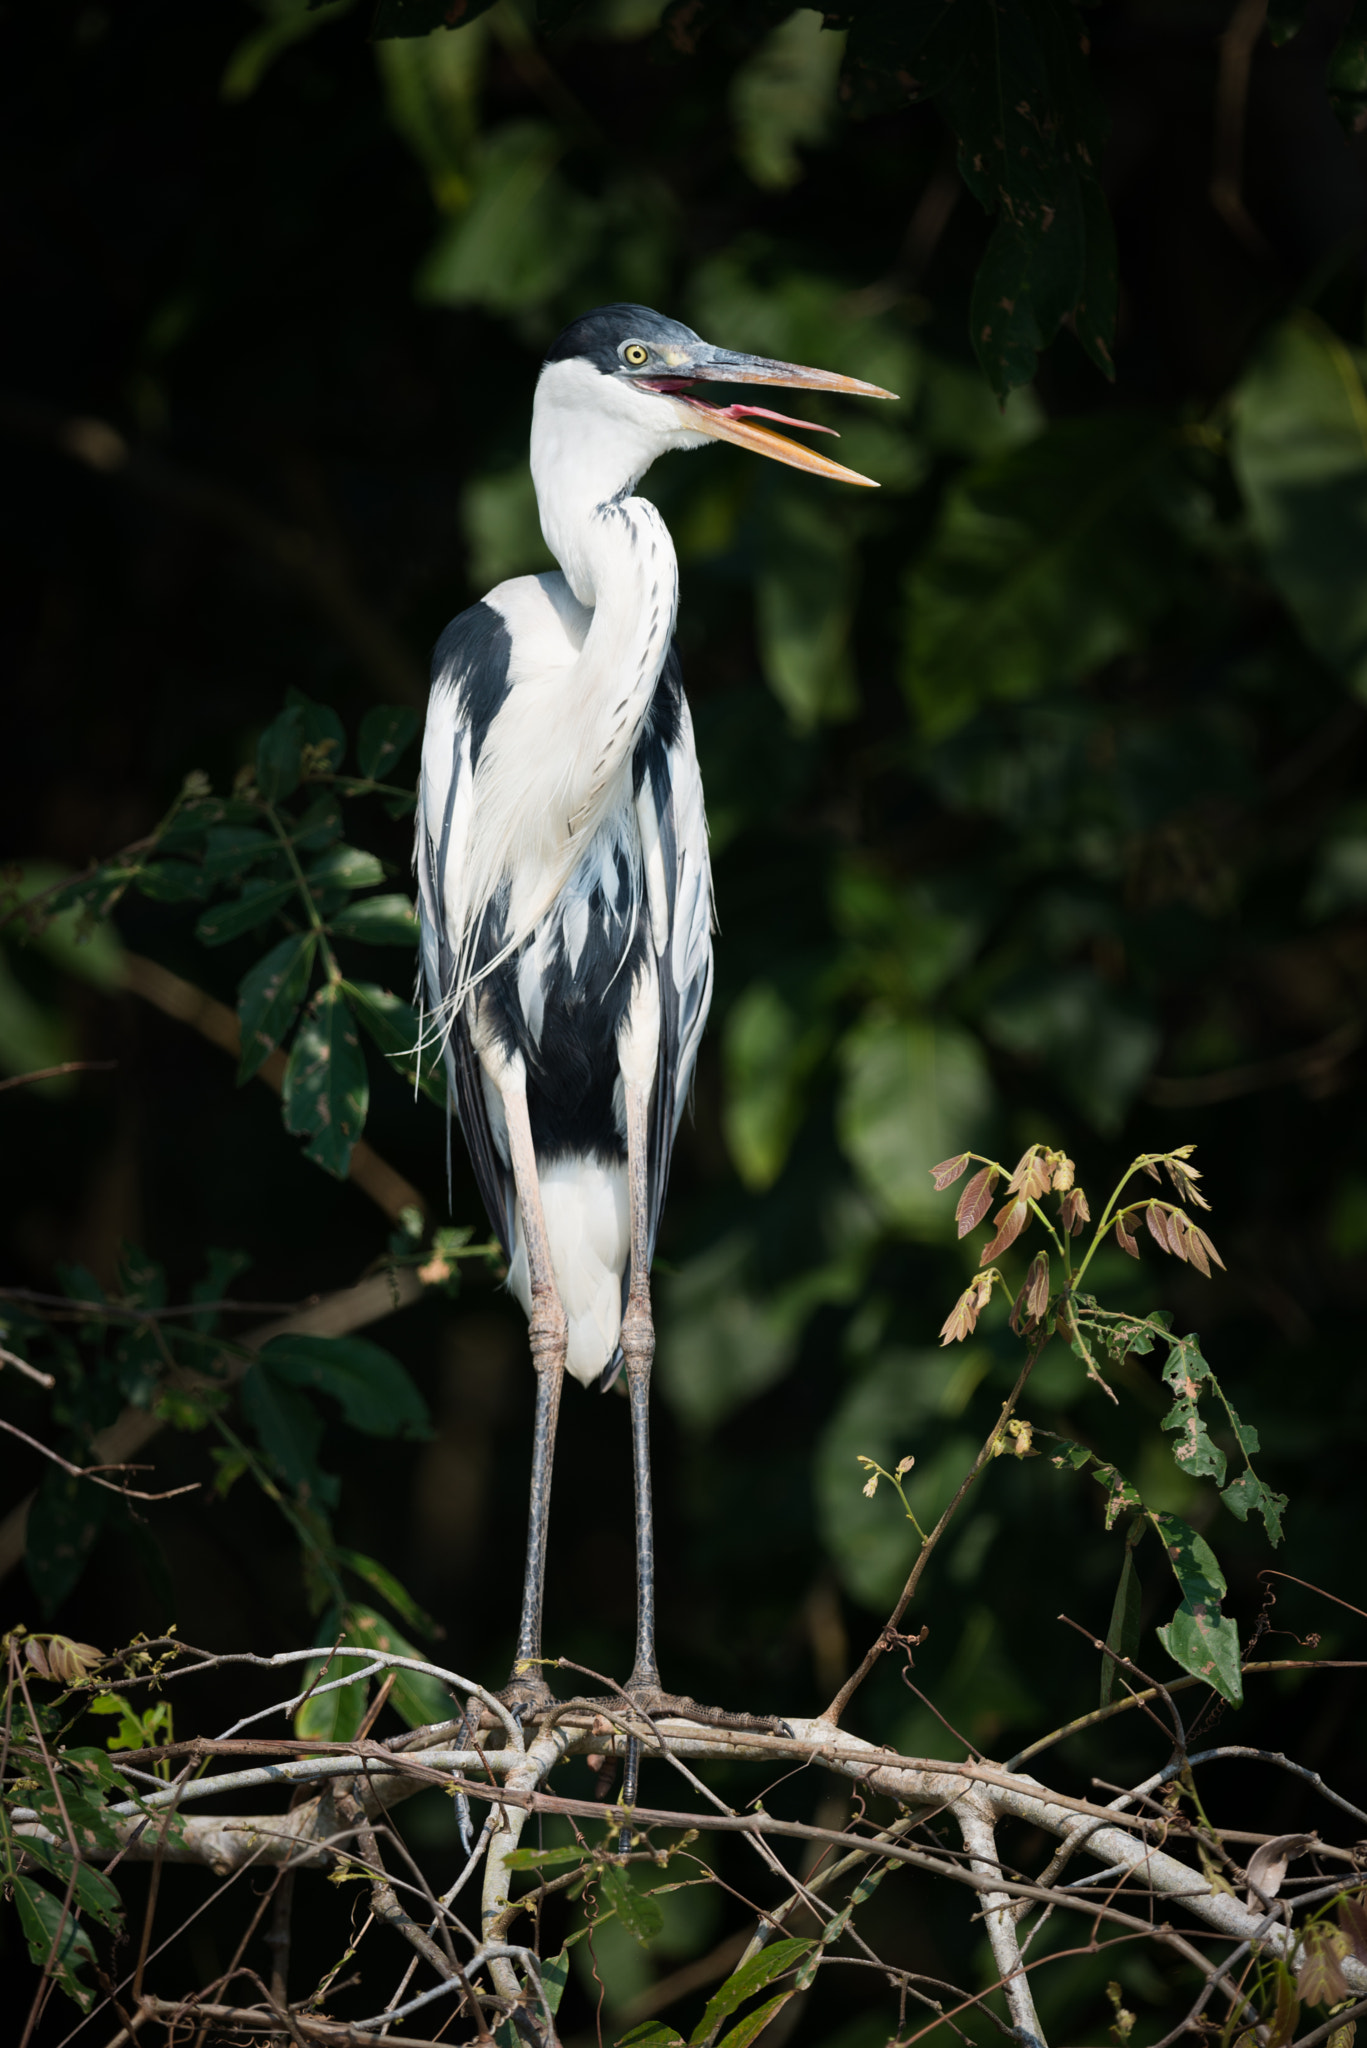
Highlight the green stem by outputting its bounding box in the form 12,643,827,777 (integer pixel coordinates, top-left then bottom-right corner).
211,1415,346,1611
264,802,341,985
1071,1155,1167,1290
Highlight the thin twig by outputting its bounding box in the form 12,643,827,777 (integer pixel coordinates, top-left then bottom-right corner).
0,1061,116,1093
0,1417,200,1501
824,1342,1044,1723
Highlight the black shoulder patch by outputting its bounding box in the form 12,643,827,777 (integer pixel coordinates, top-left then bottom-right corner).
633,641,682,797
432,601,513,772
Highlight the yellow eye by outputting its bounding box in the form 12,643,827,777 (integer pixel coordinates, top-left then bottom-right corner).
622,342,650,367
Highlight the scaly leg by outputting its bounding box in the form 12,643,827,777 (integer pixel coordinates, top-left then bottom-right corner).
614,1079,789,1854
620,1075,660,1698
501,1063,567,1719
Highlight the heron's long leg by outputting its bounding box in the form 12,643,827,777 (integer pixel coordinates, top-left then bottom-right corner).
501,1070,567,1697
620,1076,659,1697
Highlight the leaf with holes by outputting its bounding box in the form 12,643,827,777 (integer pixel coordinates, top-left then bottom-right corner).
195,876,297,948
282,984,369,1177
1153,1513,1242,1706
1220,1471,1288,1547
599,1863,665,1943
237,932,316,1083
12,1877,100,2012
358,704,421,781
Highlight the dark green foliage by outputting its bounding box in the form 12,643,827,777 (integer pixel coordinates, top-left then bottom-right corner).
3,0,1366,2037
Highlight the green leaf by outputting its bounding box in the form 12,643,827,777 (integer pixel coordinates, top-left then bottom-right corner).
294,1605,369,1742
190,1245,253,1333
416,121,595,315
505,1844,592,1870
1153,1512,1243,1706
329,894,420,945
1329,0,1367,129
716,1992,796,2048
1100,1523,1144,1708
20,1766,122,1854
18,1841,124,1930
201,826,278,885
256,1333,430,1439
1233,314,1367,695
722,982,819,1191
691,1940,812,2045
373,0,500,34
307,844,386,892
134,858,209,903
836,1014,992,1234
343,1604,451,1727
1267,0,1306,43
616,2029,684,2048
335,1546,439,1634
755,486,859,728
1220,1471,1288,1546
904,416,1194,737
540,1945,574,2017
358,705,420,781
286,687,345,769
289,794,344,852
256,704,305,801
25,1471,111,1616
237,932,317,1082
11,1876,99,2012
195,877,297,948
599,1863,665,1943
1159,1336,1226,1484
282,984,370,1177
731,10,842,193
343,979,447,1105
239,1361,337,1506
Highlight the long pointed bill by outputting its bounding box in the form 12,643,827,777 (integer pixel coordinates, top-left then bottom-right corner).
643,348,898,488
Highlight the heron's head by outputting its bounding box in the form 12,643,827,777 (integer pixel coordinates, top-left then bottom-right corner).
531,303,896,515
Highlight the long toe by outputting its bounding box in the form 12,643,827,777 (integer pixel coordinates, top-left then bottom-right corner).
620,1685,792,1736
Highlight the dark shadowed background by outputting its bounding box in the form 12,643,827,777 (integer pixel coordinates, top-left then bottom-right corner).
3,2,1367,2039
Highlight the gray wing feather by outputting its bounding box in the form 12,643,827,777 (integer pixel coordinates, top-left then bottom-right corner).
636,690,714,1260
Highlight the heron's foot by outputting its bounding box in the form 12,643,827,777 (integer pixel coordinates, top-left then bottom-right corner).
496,1667,560,1726
611,1683,792,1738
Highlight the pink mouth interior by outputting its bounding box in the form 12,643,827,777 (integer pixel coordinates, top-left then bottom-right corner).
642,378,838,437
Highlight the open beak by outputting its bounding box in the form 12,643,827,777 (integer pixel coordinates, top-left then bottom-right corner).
640,345,898,488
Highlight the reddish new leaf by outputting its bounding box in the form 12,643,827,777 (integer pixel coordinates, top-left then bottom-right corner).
1007,1146,1052,1200
1145,1203,1183,1258
1051,1153,1076,1192
940,1272,996,1346
1182,1217,1211,1278
1193,1225,1226,1271
980,1197,1028,1264
1115,1217,1140,1259
1025,1251,1050,1319
930,1153,971,1191
955,1165,998,1237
